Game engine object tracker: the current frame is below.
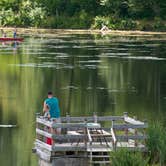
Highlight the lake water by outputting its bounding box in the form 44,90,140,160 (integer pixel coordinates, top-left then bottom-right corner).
0,32,166,166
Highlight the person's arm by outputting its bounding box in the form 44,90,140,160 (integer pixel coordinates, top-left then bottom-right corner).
43,101,48,113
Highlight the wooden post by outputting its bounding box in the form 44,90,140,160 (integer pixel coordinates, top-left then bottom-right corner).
84,118,87,148
123,112,128,118
36,113,40,141
124,113,128,142
66,112,70,123
66,113,70,143
66,113,70,134
93,112,97,123
111,120,114,150
143,119,147,146
133,116,138,147
111,120,117,151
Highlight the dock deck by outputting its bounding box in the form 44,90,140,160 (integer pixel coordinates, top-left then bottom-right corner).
33,112,148,165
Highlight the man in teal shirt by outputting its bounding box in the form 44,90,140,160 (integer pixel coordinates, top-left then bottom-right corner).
43,91,61,137
43,91,60,119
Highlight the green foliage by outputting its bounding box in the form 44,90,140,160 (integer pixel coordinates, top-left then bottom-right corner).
0,0,46,27
42,10,92,29
0,0,165,30
92,16,137,30
0,8,15,26
147,122,166,165
19,1,46,27
110,148,149,166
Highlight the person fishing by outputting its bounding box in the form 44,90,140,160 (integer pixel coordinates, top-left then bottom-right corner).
43,91,61,120
13,28,17,38
43,91,61,137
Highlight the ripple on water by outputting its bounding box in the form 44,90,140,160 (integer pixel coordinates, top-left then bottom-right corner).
121,56,166,61
78,60,102,63
61,86,79,90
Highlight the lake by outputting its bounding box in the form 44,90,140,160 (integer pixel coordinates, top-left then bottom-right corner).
0,31,166,166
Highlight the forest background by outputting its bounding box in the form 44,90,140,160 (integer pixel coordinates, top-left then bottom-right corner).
0,0,165,31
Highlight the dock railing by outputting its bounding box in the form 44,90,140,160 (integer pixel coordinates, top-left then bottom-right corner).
34,112,148,162
111,112,148,151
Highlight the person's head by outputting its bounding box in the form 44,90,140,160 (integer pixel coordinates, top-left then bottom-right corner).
47,91,53,98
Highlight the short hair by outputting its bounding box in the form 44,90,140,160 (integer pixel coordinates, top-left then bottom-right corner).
47,91,53,95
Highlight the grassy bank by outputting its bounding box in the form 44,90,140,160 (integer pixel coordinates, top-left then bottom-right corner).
1,27,166,37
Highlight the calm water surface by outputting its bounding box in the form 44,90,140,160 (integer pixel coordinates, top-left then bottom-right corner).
0,32,166,165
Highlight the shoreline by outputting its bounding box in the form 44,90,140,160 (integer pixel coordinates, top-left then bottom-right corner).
1,27,166,36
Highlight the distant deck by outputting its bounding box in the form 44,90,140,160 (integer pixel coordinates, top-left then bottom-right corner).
33,112,148,165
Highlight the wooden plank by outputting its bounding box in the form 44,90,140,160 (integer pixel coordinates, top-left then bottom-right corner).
36,128,52,138
124,117,145,125
35,139,52,151
113,124,148,129
88,155,110,158
87,129,92,143
52,134,86,141
87,123,101,128
116,141,146,147
87,147,112,152
98,116,124,121
61,116,94,122
111,128,117,143
93,129,111,136
52,123,100,129
52,123,86,129
67,131,81,135
35,144,51,156
36,148,51,162
117,146,147,152
116,135,147,140
90,161,110,164
52,144,86,151
90,134,111,137
60,116,124,122
36,117,52,127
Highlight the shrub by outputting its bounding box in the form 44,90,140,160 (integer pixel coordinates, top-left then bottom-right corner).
0,0,46,27
147,122,166,165
110,148,149,166
92,16,115,29
92,16,138,30
0,8,15,26
19,1,46,27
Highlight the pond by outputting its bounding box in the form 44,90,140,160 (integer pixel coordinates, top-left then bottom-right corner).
0,31,166,166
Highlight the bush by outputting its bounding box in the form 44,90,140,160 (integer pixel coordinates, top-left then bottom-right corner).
92,16,115,29
0,0,46,27
0,8,15,26
78,10,92,28
147,122,166,165
42,13,92,29
92,16,138,30
19,1,46,27
153,17,166,31
110,148,149,166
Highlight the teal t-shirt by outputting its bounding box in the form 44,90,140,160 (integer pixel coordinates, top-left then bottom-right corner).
45,97,60,118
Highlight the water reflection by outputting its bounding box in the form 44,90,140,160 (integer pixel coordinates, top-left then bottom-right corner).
0,33,166,166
